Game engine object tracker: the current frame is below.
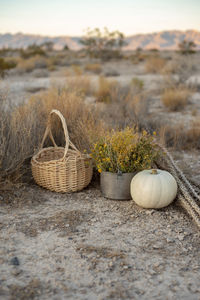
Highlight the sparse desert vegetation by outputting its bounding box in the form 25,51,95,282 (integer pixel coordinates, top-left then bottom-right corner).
0,38,200,300
145,55,167,73
1,46,200,183
161,87,192,111
84,63,102,74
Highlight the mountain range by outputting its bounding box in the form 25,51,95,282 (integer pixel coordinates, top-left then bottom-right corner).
0,30,200,51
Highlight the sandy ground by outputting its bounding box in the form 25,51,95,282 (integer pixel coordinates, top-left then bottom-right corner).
0,183,200,300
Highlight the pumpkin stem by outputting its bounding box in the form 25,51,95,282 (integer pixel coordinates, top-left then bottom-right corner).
151,169,158,174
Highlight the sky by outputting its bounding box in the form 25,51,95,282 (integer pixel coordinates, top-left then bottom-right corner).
0,0,200,36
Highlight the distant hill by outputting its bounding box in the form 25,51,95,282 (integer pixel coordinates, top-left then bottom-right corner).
0,30,200,51
0,33,81,50
125,30,200,50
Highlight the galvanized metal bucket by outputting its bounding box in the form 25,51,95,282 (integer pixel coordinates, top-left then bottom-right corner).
100,171,136,200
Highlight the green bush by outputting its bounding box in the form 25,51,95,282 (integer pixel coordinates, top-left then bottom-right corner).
178,39,196,55
80,27,126,60
0,58,17,77
20,44,46,59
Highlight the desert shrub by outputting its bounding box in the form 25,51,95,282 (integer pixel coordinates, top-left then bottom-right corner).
128,48,147,64
0,86,104,184
161,87,191,111
41,41,54,51
145,56,166,73
162,55,197,91
85,63,102,74
158,124,187,149
104,69,120,77
95,76,119,103
0,89,34,182
20,44,46,59
161,60,178,77
0,58,17,77
25,86,47,93
97,82,149,129
130,53,147,64
185,120,200,149
66,76,92,95
16,58,35,73
178,39,196,55
32,69,49,78
131,77,144,91
149,48,159,53
63,44,69,51
72,64,83,76
80,27,126,60
16,56,47,73
0,48,14,57
159,120,200,150
32,56,47,69
46,56,61,70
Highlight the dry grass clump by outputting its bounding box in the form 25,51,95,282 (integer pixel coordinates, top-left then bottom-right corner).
162,55,196,87
45,56,59,71
131,77,144,92
0,86,104,185
129,51,147,64
31,69,49,78
159,119,200,150
161,87,191,111
0,94,35,183
95,76,119,103
161,60,178,75
184,119,200,149
98,83,149,129
85,63,102,74
66,76,92,95
16,55,47,73
145,56,166,73
21,86,104,151
72,64,83,75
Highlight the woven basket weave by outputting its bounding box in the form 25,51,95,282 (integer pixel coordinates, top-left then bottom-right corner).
31,109,93,193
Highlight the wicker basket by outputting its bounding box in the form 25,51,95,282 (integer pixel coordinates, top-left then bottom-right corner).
31,109,93,193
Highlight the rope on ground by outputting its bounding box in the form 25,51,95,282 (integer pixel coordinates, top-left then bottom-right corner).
156,143,200,229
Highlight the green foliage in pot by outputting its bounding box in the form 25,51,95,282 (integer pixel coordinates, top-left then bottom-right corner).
91,127,160,173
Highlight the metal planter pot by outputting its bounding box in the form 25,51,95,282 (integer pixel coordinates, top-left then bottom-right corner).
100,171,136,200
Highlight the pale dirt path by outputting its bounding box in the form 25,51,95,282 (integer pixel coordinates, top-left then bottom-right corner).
0,183,199,300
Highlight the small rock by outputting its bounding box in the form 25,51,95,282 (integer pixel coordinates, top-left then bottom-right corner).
167,238,175,243
178,235,184,241
154,262,161,268
153,243,163,249
11,269,22,276
145,210,155,215
10,257,20,266
149,269,157,275
182,248,188,253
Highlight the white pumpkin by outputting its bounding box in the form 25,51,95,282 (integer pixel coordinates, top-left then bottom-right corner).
130,169,177,209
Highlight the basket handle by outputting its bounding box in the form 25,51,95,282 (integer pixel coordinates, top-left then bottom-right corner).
40,109,81,159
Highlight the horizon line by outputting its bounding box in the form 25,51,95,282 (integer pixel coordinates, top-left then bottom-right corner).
0,28,199,38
